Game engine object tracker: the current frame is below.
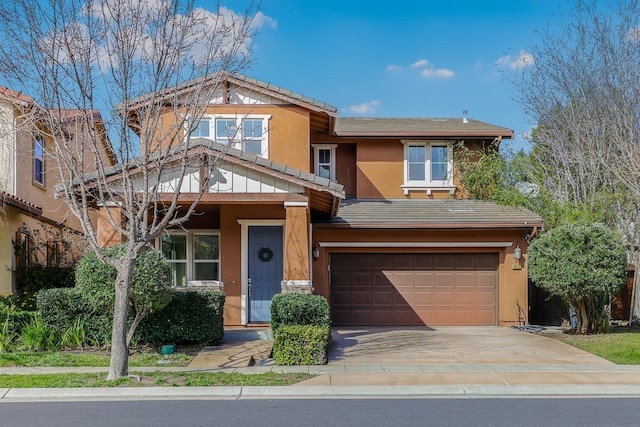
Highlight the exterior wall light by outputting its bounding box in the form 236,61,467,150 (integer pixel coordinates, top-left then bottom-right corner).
513,243,522,261
312,245,320,260
512,242,522,270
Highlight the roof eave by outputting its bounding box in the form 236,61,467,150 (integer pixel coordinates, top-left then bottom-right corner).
333,131,514,139
313,221,543,229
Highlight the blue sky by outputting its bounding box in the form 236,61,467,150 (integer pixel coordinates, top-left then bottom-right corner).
208,1,568,152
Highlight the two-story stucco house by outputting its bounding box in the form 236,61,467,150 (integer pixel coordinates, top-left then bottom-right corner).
97,72,543,327
0,87,115,295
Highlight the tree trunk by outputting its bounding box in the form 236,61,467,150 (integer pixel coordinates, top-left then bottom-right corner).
126,308,147,348
630,252,640,325
577,300,589,334
107,264,134,380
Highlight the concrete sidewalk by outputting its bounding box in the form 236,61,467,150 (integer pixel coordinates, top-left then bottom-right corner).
3,327,640,400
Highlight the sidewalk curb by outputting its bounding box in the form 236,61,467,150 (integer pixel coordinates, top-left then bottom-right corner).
4,384,640,401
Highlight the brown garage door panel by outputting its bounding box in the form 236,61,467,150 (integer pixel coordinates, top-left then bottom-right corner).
330,253,498,326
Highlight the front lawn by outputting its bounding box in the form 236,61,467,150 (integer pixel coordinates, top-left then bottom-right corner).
0,371,313,388
0,345,198,367
544,328,640,364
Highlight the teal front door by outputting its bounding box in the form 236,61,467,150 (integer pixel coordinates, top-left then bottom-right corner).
248,226,283,323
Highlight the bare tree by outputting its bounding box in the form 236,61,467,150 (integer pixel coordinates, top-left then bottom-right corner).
516,0,640,323
0,0,261,379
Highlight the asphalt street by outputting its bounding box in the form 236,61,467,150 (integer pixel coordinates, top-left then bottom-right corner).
1,398,639,427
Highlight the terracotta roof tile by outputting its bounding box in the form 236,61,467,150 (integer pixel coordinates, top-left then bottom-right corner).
0,191,43,215
0,86,34,105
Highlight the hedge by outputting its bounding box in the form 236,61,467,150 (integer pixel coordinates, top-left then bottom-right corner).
270,294,330,333
135,290,225,345
272,324,331,365
0,310,36,336
36,288,112,345
37,288,225,346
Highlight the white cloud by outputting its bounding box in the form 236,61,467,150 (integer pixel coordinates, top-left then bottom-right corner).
420,67,455,79
386,64,403,72
496,51,535,70
403,58,455,78
251,10,278,30
411,59,429,68
345,100,381,115
65,0,276,69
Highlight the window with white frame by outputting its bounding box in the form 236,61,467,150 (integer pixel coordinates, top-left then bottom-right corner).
312,144,337,180
33,138,45,186
402,141,453,191
160,231,220,286
189,115,270,158
190,119,210,138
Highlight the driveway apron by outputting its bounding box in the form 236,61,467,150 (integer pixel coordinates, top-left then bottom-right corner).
327,326,613,366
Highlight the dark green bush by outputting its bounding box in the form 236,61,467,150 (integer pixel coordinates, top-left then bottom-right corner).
135,290,225,345
0,310,36,336
272,324,331,365
15,266,75,294
75,245,172,315
36,288,112,345
270,294,330,333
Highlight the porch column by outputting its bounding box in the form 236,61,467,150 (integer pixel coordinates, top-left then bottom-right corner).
282,201,313,294
97,204,124,247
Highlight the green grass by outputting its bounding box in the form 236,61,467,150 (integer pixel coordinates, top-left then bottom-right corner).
0,350,193,367
548,329,640,364
0,372,313,388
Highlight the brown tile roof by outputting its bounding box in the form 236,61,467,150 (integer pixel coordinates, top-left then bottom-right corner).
0,86,35,106
226,73,338,115
125,72,338,116
316,198,542,228
334,117,514,138
0,191,43,216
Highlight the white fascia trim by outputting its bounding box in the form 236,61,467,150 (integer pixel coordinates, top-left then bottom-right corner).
237,219,286,325
283,201,308,208
96,201,122,207
318,242,513,248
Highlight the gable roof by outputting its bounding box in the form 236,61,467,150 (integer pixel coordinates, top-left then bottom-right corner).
0,87,35,106
334,117,513,139
85,138,345,217
125,71,338,116
189,139,344,197
225,73,338,115
316,199,543,229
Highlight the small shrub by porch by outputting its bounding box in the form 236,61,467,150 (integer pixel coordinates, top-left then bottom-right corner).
272,324,331,365
270,293,331,365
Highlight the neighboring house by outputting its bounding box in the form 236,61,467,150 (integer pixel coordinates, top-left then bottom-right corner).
98,72,543,327
0,87,115,294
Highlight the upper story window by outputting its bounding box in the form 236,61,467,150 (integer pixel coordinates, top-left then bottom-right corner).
402,141,454,195
160,231,220,287
190,115,270,158
312,144,337,180
190,119,210,138
33,138,45,186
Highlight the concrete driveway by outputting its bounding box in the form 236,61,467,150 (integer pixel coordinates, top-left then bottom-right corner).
328,326,612,366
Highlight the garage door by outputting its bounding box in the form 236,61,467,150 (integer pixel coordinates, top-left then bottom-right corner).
330,253,498,326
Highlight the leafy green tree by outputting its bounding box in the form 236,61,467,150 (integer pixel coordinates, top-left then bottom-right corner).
528,223,627,333
75,245,172,346
513,0,640,322
455,143,528,205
